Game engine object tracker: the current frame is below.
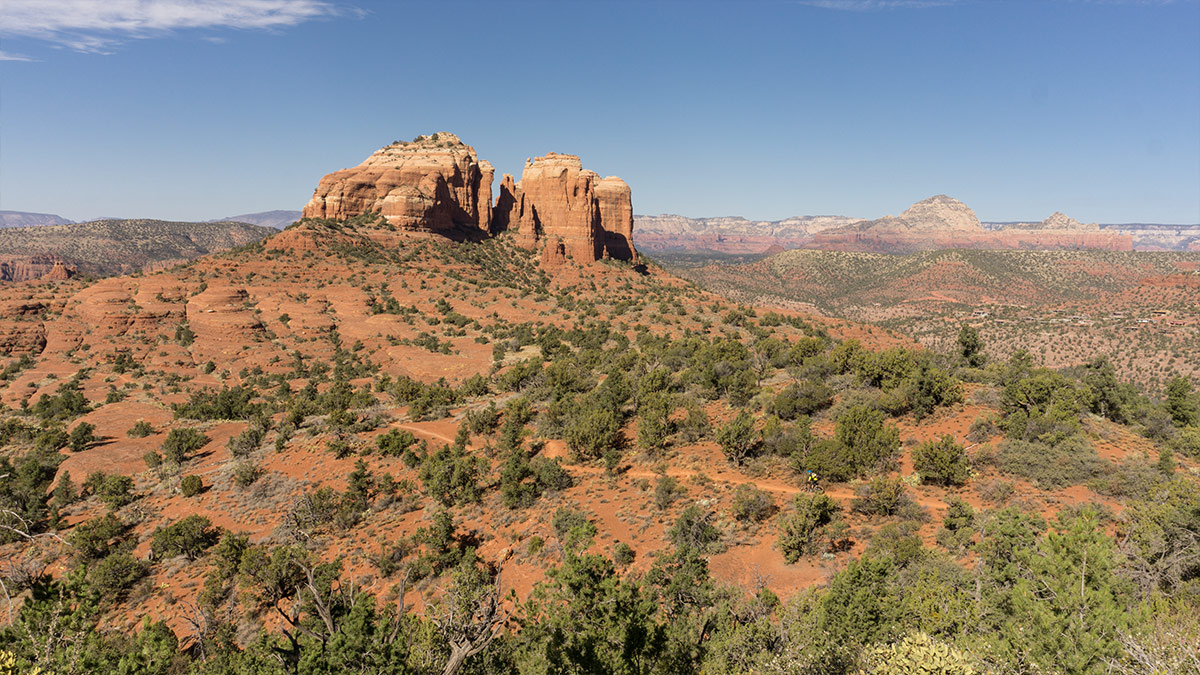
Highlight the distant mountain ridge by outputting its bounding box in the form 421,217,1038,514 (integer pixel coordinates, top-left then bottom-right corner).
214,210,301,229
634,213,865,253
810,196,1130,253
0,219,276,281
0,211,73,228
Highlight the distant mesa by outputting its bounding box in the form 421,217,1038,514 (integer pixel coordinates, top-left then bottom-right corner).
840,194,984,234
809,196,1132,254
0,210,73,228
302,134,636,264
1001,211,1099,232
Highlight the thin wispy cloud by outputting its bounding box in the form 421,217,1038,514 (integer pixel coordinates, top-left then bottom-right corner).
0,50,36,62
0,0,355,54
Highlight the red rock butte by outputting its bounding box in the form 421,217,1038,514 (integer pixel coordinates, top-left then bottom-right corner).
303,134,636,264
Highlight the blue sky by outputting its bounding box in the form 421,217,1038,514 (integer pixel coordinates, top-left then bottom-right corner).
1,0,1197,223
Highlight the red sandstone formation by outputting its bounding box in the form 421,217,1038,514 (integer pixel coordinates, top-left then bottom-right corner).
0,256,76,282
303,133,494,236
303,137,637,264
504,153,637,262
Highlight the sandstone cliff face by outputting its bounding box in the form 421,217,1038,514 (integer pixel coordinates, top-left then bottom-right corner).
596,177,635,260
302,137,637,264
303,133,494,235
0,256,75,282
505,153,637,262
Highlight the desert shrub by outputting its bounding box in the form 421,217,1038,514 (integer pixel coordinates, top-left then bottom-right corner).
67,422,97,453
90,551,147,599
127,420,154,438
499,450,572,508
1164,377,1199,427
375,429,418,457
1079,356,1137,423
912,435,971,487
852,476,913,517
150,515,220,561
778,493,842,563
675,400,710,443
1001,369,1083,445
636,395,672,454
771,380,833,420
465,403,500,435
653,474,685,510
936,497,976,553
966,415,998,443
1119,479,1200,596
977,479,1015,505
1168,426,1200,459
33,427,68,452
174,323,195,347
228,419,269,459
141,451,163,473
30,380,91,423
958,325,986,369
564,400,622,462
69,513,126,560
419,444,486,506
552,507,596,552
667,504,723,554
729,484,774,523
161,428,209,464
232,461,263,488
180,475,203,497
1087,454,1166,499
85,472,135,509
173,385,261,421
799,405,900,482
996,436,1106,489
327,437,353,459
716,411,759,466
866,521,926,567
761,415,814,458
901,363,963,420
613,542,635,566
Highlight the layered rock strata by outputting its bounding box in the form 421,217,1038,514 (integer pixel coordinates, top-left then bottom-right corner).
305,137,637,264
303,133,494,235
502,153,636,262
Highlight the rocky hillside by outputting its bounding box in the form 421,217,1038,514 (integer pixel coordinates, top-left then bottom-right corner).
0,136,1196,674
665,247,1200,391
0,219,276,280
